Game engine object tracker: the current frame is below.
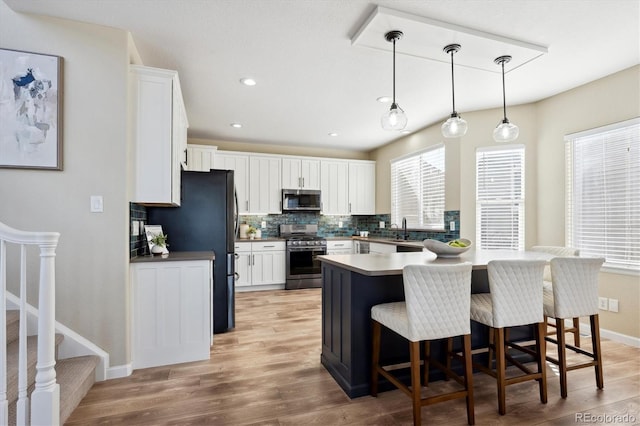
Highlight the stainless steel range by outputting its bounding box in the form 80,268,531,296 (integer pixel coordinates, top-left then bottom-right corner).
280,224,327,289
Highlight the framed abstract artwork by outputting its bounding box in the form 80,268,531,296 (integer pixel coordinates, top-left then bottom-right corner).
0,48,63,170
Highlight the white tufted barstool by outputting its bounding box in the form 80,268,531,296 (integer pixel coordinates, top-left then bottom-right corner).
543,257,605,398
371,263,474,426
531,246,581,346
469,259,547,415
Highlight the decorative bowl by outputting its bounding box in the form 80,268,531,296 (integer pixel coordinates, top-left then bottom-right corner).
423,238,472,258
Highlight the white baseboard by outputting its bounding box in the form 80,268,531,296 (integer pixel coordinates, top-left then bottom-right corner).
236,283,285,292
106,363,133,380
579,321,640,348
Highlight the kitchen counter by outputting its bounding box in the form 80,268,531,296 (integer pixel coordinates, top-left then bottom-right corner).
350,235,425,250
319,249,554,398
130,251,214,263
235,237,284,242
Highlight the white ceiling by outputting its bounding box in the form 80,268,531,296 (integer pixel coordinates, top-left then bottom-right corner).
4,0,639,152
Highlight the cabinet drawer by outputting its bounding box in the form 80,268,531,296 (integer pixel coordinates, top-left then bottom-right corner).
234,242,252,252
252,241,285,251
327,240,353,250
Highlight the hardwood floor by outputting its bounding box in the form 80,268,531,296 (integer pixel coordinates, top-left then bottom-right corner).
66,289,640,425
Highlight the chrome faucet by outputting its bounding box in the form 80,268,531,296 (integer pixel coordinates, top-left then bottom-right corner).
402,217,408,240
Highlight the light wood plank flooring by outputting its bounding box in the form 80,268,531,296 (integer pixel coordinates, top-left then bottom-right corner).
66,289,640,425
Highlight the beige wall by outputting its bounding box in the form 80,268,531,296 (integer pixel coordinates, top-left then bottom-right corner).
0,4,132,365
535,66,640,338
371,66,640,338
190,137,370,160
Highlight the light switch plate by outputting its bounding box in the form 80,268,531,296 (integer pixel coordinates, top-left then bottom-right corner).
338,221,343,228
90,195,103,213
608,298,619,312
379,221,385,228
261,221,267,229
598,297,608,310
132,220,140,236
450,221,456,231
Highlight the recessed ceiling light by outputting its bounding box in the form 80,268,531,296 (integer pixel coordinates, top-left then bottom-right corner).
240,78,256,86
377,96,391,103
401,130,411,134
230,123,242,128
328,132,338,137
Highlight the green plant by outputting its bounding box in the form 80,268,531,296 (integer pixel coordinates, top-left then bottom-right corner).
151,233,169,247
247,226,257,235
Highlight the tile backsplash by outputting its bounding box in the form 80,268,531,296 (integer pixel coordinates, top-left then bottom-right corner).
131,202,461,259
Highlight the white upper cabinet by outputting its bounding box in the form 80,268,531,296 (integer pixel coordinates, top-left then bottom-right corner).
348,161,376,215
320,160,349,215
249,155,282,214
185,144,217,172
131,65,188,206
214,152,250,214
282,157,321,190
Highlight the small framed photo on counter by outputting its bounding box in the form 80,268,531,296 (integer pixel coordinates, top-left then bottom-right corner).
145,225,169,255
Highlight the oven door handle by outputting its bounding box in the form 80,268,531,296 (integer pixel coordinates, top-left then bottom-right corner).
288,248,327,253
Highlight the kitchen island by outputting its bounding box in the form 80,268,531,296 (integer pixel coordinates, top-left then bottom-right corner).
318,249,553,398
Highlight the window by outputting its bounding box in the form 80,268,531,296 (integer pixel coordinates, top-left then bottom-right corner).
390,144,445,230
566,118,640,272
476,145,525,250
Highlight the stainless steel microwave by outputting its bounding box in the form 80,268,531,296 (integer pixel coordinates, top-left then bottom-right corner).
282,189,321,212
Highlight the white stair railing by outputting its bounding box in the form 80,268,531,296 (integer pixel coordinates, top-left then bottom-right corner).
0,221,60,426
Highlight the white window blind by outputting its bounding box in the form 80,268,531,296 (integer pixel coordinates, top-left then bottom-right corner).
566,118,640,272
391,144,445,230
476,145,525,250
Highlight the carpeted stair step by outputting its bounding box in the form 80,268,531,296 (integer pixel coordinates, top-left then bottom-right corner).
6,310,19,346
58,355,100,424
6,333,64,425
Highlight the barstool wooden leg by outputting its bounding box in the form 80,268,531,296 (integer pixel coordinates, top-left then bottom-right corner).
424,340,431,386
536,321,548,403
495,328,507,415
371,320,381,397
462,334,475,425
487,327,495,369
556,318,568,398
445,338,453,381
590,314,604,390
573,317,581,347
410,341,422,426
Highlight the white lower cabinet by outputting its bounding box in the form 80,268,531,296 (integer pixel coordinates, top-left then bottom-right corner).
369,242,396,254
326,240,353,255
234,241,286,289
130,260,212,369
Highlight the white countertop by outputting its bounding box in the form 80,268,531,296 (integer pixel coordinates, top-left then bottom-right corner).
318,249,554,276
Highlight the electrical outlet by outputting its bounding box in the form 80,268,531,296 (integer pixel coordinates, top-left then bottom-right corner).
379,221,385,229
598,297,608,311
338,221,343,228
261,221,266,229
450,221,456,231
132,220,140,236
608,298,619,313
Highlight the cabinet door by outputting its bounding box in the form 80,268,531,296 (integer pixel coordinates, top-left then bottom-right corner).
131,67,177,205
131,260,211,369
369,242,396,254
214,153,250,214
235,252,252,287
252,251,286,285
300,159,321,189
348,162,376,215
249,156,281,214
321,160,349,215
281,158,301,189
186,145,217,172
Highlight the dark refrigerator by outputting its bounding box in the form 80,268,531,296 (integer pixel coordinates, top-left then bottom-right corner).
147,169,236,333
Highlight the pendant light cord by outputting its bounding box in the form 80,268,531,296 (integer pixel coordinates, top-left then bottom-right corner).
450,50,456,113
501,60,507,120
392,38,396,104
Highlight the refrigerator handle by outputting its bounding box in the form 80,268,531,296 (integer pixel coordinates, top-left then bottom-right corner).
234,272,239,281
234,188,239,237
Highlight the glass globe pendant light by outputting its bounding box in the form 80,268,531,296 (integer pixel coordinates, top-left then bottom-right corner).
441,44,468,138
493,55,519,142
381,30,407,131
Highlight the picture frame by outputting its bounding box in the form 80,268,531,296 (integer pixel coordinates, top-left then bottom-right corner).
0,48,63,170
144,225,169,255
